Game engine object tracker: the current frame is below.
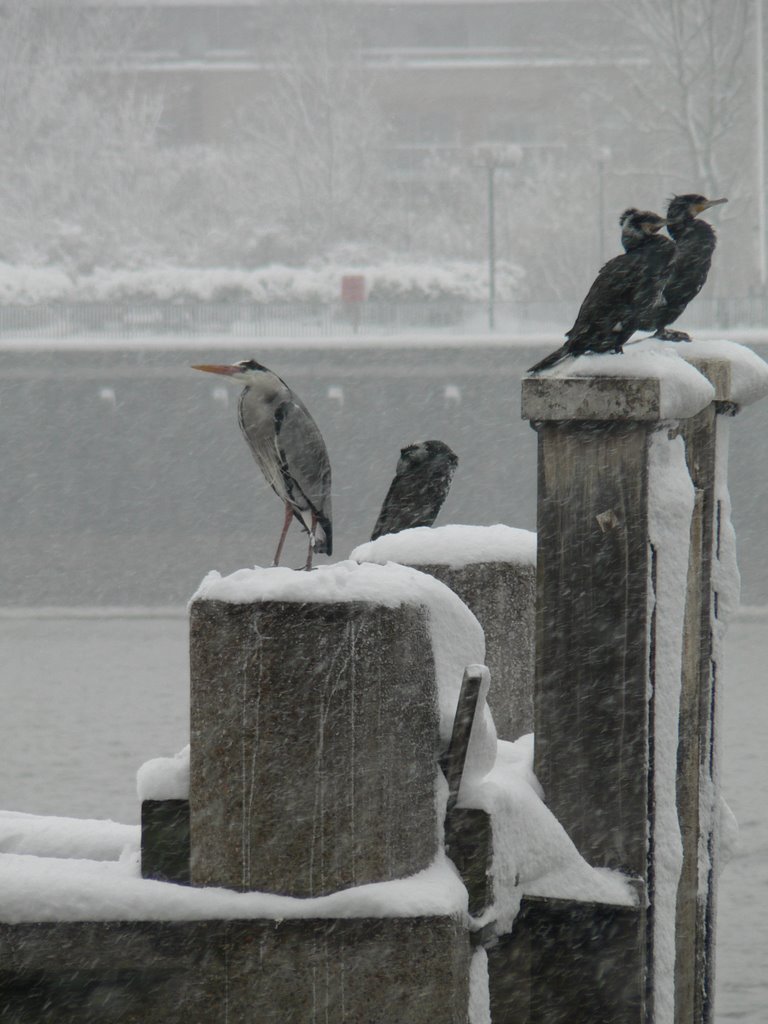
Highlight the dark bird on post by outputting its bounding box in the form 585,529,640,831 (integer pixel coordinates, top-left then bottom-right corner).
371,440,458,542
192,359,332,570
638,193,728,342
527,208,675,374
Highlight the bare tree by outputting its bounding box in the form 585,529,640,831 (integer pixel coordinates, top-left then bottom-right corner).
0,2,165,268
233,2,390,257
611,0,750,196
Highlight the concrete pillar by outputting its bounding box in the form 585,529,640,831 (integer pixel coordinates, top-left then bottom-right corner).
521,367,715,1022
352,524,536,740
675,347,767,1024
671,357,724,1024
189,592,440,897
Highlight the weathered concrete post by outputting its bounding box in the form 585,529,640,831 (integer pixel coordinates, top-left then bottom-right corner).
189,592,438,896
672,357,724,1024
675,341,768,1024
352,524,536,740
188,560,491,903
520,364,716,1023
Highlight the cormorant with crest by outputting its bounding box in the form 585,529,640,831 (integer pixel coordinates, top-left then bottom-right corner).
528,208,674,374
639,193,727,342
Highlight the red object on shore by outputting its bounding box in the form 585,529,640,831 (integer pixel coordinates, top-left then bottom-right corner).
341,274,366,303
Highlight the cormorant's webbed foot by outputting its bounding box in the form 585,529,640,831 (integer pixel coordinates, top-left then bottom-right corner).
653,328,692,343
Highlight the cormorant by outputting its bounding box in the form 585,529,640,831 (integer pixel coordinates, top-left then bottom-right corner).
371,440,458,541
638,193,727,342
192,359,332,569
527,208,674,374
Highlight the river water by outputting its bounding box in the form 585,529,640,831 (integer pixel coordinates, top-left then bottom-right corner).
0,609,764,1022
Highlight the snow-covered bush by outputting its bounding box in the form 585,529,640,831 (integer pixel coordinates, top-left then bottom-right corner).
0,260,525,305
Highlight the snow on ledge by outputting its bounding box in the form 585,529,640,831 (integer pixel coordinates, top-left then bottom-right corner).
538,342,715,420
0,736,635,927
0,811,137,862
460,736,636,935
137,746,190,802
351,524,536,570
0,849,467,924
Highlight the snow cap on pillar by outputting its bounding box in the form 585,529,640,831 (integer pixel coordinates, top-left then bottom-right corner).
678,337,768,407
522,345,715,422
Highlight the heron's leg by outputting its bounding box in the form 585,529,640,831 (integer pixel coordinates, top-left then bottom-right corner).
304,512,318,571
273,503,293,566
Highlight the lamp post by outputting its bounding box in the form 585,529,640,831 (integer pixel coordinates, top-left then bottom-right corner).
596,146,611,267
757,0,767,286
476,144,522,331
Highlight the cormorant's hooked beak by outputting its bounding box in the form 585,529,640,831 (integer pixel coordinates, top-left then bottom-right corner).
192,364,241,377
697,197,728,213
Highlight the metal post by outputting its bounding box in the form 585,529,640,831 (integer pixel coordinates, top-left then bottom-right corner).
598,158,606,266
596,146,611,267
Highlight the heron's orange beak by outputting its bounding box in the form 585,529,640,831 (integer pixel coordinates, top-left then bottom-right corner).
191,364,240,376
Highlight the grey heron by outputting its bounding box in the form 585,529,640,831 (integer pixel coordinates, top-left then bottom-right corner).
192,359,332,570
371,440,458,541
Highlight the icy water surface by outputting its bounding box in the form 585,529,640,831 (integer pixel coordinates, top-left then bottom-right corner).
0,610,765,1022
3,339,768,606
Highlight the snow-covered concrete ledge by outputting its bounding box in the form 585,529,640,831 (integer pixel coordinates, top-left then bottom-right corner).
0,734,636,926
676,337,768,407
0,847,467,924
522,343,716,421
0,810,137,862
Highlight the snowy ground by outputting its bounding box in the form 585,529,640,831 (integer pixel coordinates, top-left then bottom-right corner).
0,609,765,1021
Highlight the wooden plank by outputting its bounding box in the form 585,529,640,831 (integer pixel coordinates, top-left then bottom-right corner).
442,666,486,814
444,808,493,919
442,666,494,919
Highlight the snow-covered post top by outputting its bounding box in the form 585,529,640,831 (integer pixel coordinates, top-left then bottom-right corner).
187,560,496,899
351,525,536,741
